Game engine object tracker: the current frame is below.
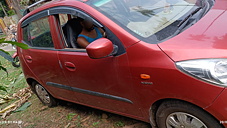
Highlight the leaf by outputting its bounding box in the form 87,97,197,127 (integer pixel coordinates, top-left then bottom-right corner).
0,65,8,75
67,113,77,120
3,41,30,49
0,49,10,55
0,38,30,49
0,38,6,43
0,85,7,92
0,50,13,62
13,102,32,113
92,121,100,126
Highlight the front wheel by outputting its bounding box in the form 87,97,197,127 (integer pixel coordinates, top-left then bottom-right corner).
33,82,57,107
156,100,223,128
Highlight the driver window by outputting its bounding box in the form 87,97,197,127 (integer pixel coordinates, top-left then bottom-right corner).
58,14,106,50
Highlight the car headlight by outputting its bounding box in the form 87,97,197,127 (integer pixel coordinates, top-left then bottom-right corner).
176,59,227,87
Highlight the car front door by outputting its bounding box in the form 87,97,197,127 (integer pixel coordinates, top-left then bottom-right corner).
49,7,143,117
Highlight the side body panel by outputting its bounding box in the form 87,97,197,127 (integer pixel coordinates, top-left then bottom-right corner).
127,41,224,121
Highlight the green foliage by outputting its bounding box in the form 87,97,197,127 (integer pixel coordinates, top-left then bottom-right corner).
92,121,100,127
0,38,29,92
14,102,32,112
114,121,125,127
20,0,29,6
0,0,9,17
66,113,77,121
0,49,13,62
7,9,16,16
0,38,30,49
0,84,7,92
0,63,26,95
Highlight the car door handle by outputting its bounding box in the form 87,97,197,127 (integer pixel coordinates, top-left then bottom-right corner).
64,62,76,71
25,55,32,63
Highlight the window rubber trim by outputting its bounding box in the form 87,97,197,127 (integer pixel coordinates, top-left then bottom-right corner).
21,11,48,28
48,6,103,27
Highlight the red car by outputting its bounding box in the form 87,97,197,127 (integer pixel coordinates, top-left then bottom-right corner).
17,0,227,127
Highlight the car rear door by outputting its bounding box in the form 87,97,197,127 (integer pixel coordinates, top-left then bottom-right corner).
20,12,77,101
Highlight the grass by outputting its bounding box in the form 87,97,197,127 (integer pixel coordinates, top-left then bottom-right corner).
66,113,77,121
0,51,28,111
0,51,27,96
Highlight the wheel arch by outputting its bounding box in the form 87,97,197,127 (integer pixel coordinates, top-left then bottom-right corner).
149,98,224,128
26,78,37,93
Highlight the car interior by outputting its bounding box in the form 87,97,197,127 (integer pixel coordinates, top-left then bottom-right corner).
62,18,83,48
61,15,106,49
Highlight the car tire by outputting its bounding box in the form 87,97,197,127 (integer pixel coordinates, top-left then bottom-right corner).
32,82,57,107
12,56,20,68
156,100,223,128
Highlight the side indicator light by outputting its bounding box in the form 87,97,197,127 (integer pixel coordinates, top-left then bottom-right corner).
140,74,150,80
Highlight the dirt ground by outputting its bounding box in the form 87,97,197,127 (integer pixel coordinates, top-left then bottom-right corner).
2,93,151,128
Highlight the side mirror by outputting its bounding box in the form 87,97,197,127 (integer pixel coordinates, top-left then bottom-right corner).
86,38,117,59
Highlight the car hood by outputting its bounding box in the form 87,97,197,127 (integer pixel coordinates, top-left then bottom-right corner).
158,0,227,62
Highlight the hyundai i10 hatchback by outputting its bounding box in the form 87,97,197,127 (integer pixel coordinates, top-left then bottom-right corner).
17,0,227,127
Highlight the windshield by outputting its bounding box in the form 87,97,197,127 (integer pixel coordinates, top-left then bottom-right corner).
86,0,213,43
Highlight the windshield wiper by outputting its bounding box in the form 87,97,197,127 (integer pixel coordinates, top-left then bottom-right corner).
173,7,203,35
178,7,202,27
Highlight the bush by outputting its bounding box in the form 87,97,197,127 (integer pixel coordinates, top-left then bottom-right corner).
7,10,16,16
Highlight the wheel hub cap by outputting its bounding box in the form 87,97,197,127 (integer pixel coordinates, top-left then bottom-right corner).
166,112,207,128
35,84,50,104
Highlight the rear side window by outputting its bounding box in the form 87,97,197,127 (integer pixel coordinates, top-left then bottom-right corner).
23,17,54,48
